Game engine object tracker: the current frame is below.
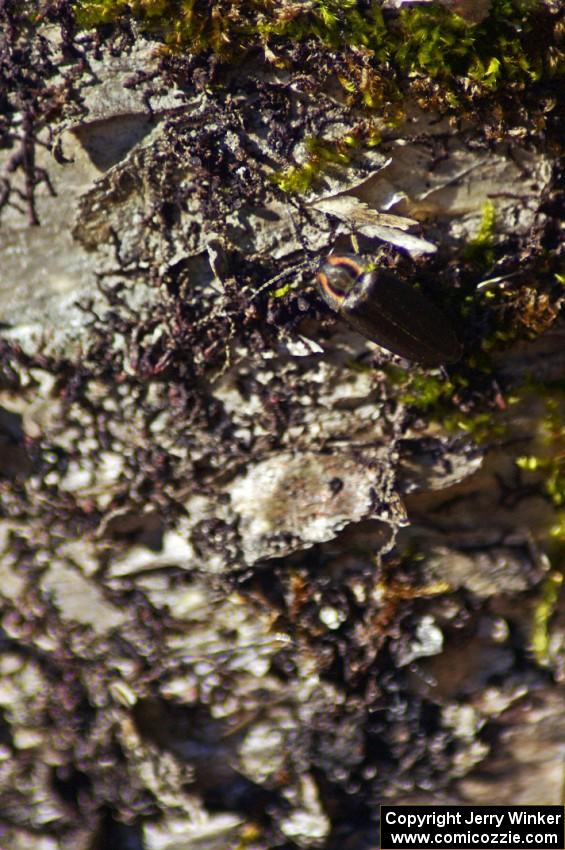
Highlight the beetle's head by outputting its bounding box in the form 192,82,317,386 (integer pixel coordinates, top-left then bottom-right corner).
316,254,368,310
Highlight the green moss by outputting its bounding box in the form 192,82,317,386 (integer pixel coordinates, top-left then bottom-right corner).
386,363,506,442
75,0,254,53
394,6,476,81
256,0,389,53
271,163,316,194
392,371,564,551
463,200,496,269
73,0,562,112
516,393,565,510
394,0,547,94
398,371,456,408
443,409,509,441
549,512,565,542
384,0,553,99
271,134,357,194
531,570,563,667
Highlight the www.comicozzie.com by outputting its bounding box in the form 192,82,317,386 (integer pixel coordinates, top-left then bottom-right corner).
380,805,565,849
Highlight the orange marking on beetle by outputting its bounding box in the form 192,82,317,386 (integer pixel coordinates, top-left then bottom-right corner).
316,269,346,306
326,255,364,277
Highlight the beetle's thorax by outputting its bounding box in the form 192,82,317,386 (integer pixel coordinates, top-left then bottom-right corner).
316,254,365,310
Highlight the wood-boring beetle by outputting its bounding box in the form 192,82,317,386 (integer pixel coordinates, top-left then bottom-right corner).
316,254,462,366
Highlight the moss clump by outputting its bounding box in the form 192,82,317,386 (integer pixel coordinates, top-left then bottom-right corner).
395,1,546,92
463,200,496,269
256,0,389,53
75,0,389,54
396,370,458,409
386,364,507,443
73,0,563,115
516,392,565,512
76,0,254,53
531,570,563,667
394,6,477,81
270,134,359,194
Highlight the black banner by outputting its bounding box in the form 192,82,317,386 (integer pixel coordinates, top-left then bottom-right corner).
380,805,564,849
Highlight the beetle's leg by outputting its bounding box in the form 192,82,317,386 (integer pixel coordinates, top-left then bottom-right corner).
349,233,360,254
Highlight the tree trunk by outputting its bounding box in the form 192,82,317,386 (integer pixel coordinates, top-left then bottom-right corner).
0,2,563,848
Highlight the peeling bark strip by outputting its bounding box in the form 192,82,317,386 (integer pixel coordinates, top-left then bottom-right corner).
0,2,564,848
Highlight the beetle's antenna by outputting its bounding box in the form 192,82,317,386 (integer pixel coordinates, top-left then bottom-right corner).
249,258,315,301
245,202,320,300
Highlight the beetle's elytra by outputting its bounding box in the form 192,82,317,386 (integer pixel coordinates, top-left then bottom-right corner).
316,254,462,366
